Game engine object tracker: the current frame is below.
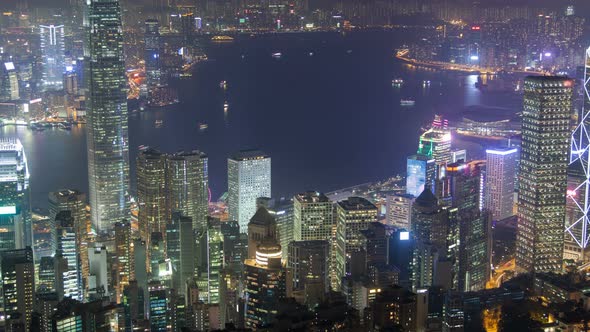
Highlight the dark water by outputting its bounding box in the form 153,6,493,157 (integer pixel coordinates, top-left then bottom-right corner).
0,31,523,209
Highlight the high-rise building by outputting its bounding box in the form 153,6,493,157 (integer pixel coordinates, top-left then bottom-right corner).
166,213,195,295
0,62,20,101
55,211,83,301
228,150,271,233
85,0,130,233
485,147,518,221
207,218,223,304
287,240,330,306
136,147,167,243
517,76,572,273
372,285,417,331
260,198,294,262
293,191,333,242
386,193,414,228
0,138,30,250
39,24,66,90
1,247,35,330
417,115,452,168
48,190,89,293
444,161,491,292
406,154,436,197
149,281,168,331
167,150,209,231
244,237,285,329
334,197,378,290
87,244,109,300
144,19,162,88
247,207,278,259
115,221,134,303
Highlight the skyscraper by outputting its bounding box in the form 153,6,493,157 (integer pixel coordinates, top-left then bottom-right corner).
293,191,333,242
207,218,223,304
115,221,134,303
485,147,518,221
144,19,162,88
137,147,167,243
48,190,89,294
406,154,436,197
85,0,130,233
55,211,83,301
0,138,30,250
287,240,330,305
417,115,452,168
386,193,414,229
39,24,66,90
517,76,572,273
1,247,35,330
228,150,271,233
244,237,285,329
167,150,209,231
334,197,378,290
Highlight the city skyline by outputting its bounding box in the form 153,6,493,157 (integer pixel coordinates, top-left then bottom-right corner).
1,0,590,331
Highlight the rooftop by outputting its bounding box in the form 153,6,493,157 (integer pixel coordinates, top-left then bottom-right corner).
230,149,269,161
337,197,377,211
295,191,330,203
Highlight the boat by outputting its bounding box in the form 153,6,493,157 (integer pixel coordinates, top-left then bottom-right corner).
155,120,163,128
58,123,72,131
224,101,229,112
400,99,416,107
211,35,234,42
220,80,227,89
199,123,208,130
392,78,404,87
271,52,282,59
422,80,431,86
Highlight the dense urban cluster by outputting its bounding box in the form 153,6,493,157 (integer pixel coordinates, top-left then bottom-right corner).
1,0,590,332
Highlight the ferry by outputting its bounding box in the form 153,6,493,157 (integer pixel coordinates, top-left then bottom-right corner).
224,101,229,112
271,52,282,59
422,80,431,87
392,78,404,87
400,99,416,107
155,120,163,128
199,123,208,130
211,35,234,43
220,80,227,89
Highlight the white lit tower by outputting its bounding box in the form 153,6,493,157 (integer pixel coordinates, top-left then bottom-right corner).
567,47,590,262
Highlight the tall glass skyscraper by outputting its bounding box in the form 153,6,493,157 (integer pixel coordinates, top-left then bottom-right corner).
485,147,518,221
85,0,130,233
0,138,30,250
406,154,436,197
228,150,271,233
39,24,66,90
517,76,572,273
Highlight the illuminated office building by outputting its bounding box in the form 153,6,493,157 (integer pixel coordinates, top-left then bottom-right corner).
144,19,162,88
207,218,223,304
149,281,168,331
48,190,89,292
517,76,572,273
287,240,330,305
244,237,285,329
137,147,167,243
167,150,209,231
417,115,452,168
39,24,66,90
293,191,333,242
85,0,130,233
166,213,195,295
247,207,278,259
444,161,491,292
1,247,35,330
115,221,134,303
0,62,20,101
485,147,518,221
55,211,83,301
87,245,109,301
228,150,271,233
259,197,294,262
386,193,414,229
0,138,30,250
334,197,378,290
406,154,436,197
